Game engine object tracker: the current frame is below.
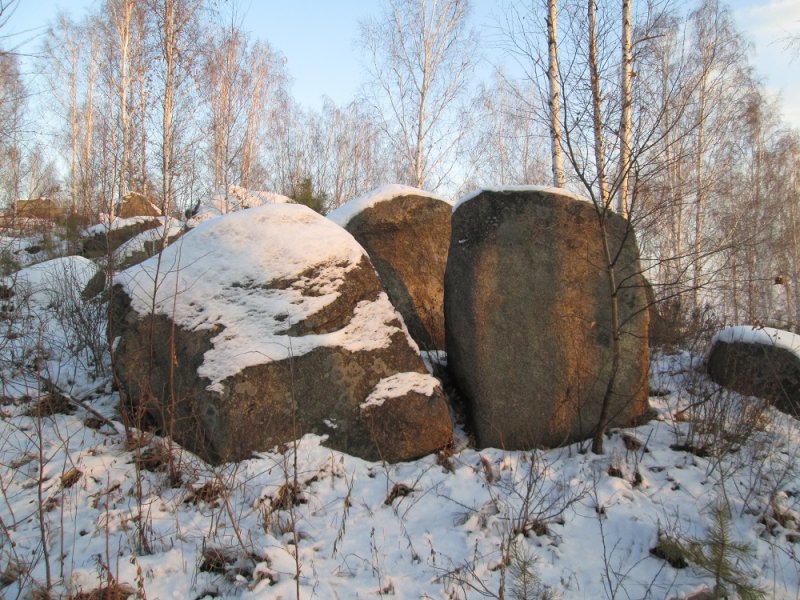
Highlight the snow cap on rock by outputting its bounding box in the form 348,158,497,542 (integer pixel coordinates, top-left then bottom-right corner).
327,184,449,228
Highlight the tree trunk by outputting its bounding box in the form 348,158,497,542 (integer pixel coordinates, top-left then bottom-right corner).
547,0,565,188
592,219,622,454
415,59,428,189
587,0,620,455
692,59,709,313
67,22,78,214
116,0,133,205
618,0,632,217
588,0,609,206
161,0,175,214
82,35,96,218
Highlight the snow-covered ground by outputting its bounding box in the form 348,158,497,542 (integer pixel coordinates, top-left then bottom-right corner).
2,321,799,599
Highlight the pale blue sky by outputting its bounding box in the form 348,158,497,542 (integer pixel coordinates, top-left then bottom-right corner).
3,0,799,127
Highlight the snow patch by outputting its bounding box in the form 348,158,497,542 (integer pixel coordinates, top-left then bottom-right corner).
327,184,449,228
3,256,98,309
360,372,440,409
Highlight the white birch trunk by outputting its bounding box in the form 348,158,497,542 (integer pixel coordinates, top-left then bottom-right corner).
547,0,565,188
618,0,632,218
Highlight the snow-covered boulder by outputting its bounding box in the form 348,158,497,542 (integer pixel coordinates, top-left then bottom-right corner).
445,188,650,450
113,218,184,269
113,203,452,464
328,185,451,350
707,326,800,415
81,215,163,259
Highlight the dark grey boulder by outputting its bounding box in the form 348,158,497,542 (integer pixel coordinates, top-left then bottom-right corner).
706,326,800,416
329,186,451,351
113,203,452,464
445,188,650,450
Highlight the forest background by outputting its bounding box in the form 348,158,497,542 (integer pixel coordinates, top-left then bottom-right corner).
0,0,799,333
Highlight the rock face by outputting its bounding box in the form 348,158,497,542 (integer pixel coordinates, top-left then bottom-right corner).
445,187,650,450
81,217,162,259
706,326,800,415
113,203,452,464
329,185,451,351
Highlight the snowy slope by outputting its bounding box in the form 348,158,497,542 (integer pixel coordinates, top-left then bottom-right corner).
2,341,799,598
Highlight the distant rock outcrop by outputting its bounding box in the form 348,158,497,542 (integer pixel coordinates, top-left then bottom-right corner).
81,217,162,259
113,203,452,464
445,187,650,450
329,185,451,351
706,326,800,415
117,192,162,218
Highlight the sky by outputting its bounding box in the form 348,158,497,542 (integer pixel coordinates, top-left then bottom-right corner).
2,0,799,128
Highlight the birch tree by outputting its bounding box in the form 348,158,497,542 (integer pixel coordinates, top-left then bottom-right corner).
547,0,565,187
46,15,81,212
43,14,103,219
0,51,25,208
617,0,632,216
110,0,135,204
311,98,388,208
464,73,550,190
149,0,202,214
360,0,477,190
201,20,287,209
687,0,748,314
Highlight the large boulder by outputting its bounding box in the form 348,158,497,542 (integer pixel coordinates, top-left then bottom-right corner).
113,203,452,464
445,187,650,450
706,326,800,415
329,185,451,351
